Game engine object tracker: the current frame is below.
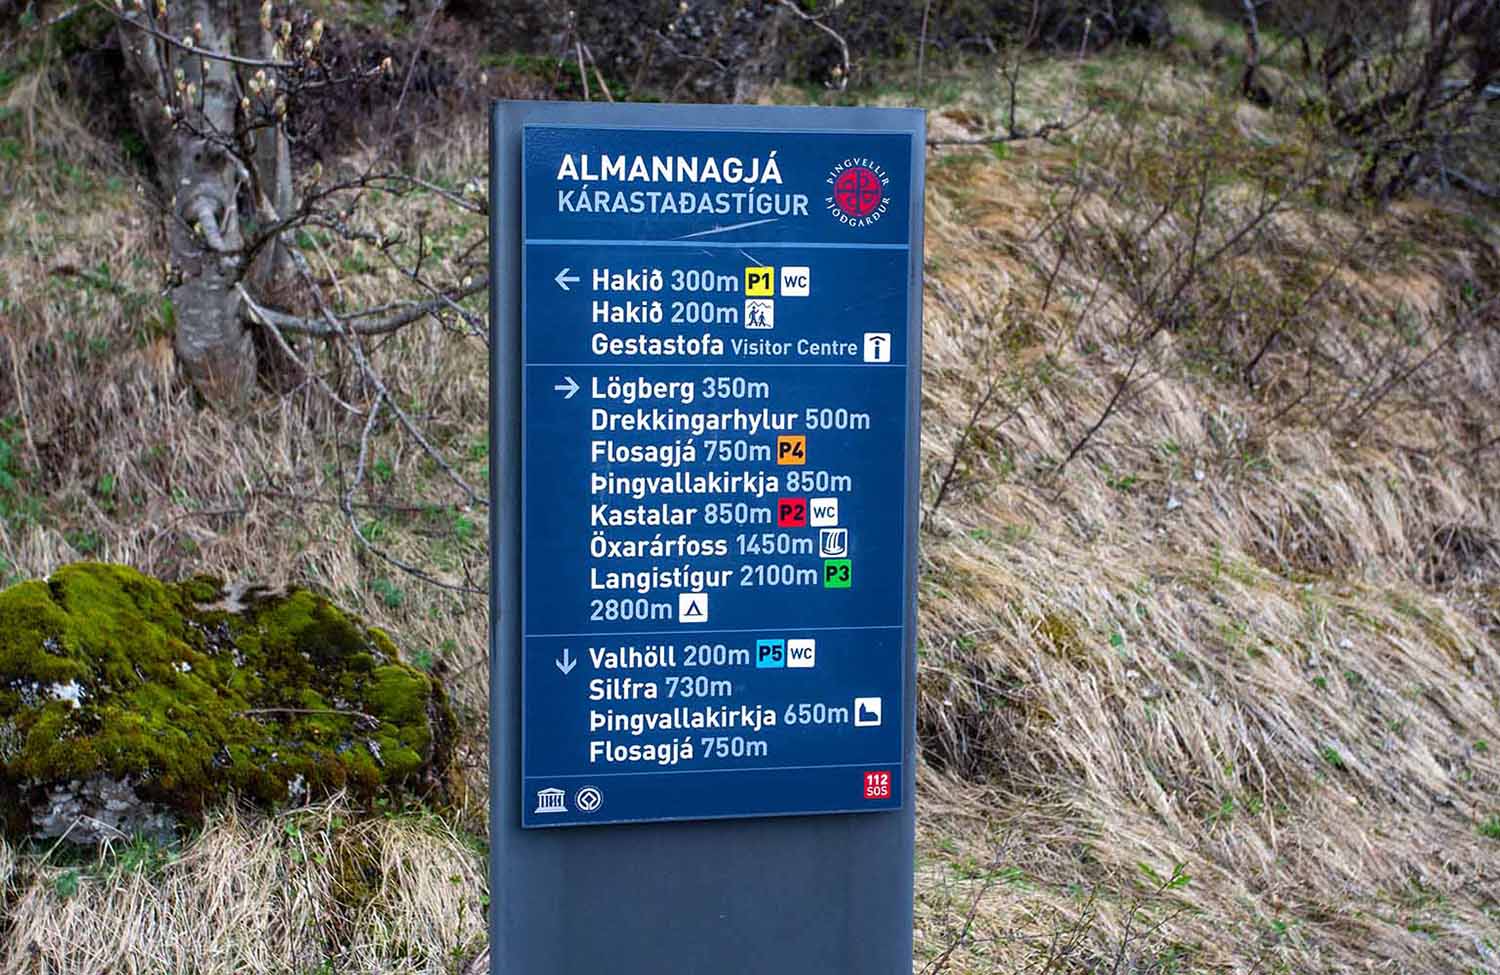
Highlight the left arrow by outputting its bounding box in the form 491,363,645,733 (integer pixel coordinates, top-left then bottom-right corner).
553,376,579,399
555,267,581,291
555,648,577,675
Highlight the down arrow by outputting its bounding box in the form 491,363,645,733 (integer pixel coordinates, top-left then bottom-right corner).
555,648,577,675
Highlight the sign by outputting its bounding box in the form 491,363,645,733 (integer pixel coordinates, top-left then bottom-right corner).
519,117,915,828
492,100,923,973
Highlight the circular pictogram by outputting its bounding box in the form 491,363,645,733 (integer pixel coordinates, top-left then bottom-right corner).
833,166,884,219
575,785,603,813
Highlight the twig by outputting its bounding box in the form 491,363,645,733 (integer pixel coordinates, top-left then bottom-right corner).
583,43,613,102
916,0,933,98
338,389,485,596
649,30,728,74
1056,153,1310,472
104,4,297,69
921,838,1013,974
576,40,591,101
240,277,488,338
286,251,485,514
381,0,445,156
237,707,380,724
924,371,1013,526
366,173,486,214
1445,168,1500,199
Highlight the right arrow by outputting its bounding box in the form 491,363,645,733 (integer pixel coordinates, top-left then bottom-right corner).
555,647,576,675
554,267,581,291
553,376,578,399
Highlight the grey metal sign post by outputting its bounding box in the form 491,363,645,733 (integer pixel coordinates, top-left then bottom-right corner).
490,100,924,973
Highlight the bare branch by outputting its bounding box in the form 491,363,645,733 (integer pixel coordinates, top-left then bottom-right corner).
582,43,614,103
289,252,486,510
103,2,298,69
575,39,591,101
237,285,366,415
240,277,488,337
773,0,850,90
340,390,485,596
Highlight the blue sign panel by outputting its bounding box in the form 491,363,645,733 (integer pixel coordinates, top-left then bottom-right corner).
521,122,917,828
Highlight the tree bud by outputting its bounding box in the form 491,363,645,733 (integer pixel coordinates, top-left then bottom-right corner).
379,56,393,74
260,0,272,30
241,97,251,113
311,20,323,45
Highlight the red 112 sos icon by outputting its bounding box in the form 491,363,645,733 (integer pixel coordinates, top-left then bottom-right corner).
863,770,892,800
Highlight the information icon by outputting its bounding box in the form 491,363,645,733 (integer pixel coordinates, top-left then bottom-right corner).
575,786,603,813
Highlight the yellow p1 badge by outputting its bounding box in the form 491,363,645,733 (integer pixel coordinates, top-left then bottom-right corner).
745,266,775,296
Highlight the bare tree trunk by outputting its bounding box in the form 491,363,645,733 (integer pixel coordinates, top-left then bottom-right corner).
118,0,295,407
1239,0,1262,101
235,2,296,304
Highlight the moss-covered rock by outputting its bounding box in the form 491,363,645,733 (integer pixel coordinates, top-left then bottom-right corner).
0,563,456,844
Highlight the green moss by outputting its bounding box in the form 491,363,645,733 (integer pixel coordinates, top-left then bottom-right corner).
0,563,454,840
182,575,222,603
1036,611,1089,666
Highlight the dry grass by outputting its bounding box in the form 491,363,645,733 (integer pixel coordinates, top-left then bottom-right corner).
0,802,485,973
2,28,1499,975
909,49,1500,975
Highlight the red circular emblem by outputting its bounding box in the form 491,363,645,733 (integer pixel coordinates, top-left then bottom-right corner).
833,166,884,218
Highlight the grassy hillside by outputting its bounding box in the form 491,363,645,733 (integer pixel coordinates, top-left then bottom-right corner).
1,6,1498,973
